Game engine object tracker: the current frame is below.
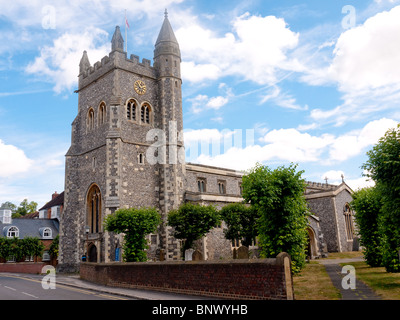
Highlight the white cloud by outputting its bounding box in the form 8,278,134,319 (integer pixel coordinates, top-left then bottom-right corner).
303,5,400,126
186,118,399,171
187,83,233,113
329,118,398,161
0,139,33,177
260,85,308,111
176,12,301,85
26,27,109,93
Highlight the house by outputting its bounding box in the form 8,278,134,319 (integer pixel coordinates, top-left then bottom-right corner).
0,195,60,265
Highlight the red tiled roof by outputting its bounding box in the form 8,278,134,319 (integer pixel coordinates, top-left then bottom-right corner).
39,191,64,211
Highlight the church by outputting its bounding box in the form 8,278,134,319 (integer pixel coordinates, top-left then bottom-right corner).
58,12,356,272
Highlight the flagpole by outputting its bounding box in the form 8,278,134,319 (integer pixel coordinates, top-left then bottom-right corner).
125,9,127,52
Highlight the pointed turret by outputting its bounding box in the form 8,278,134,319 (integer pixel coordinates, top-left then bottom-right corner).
154,9,181,60
79,50,91,74
111,26,124,52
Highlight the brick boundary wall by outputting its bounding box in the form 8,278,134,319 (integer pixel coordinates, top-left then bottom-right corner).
0,262,49,274
79,252,294,300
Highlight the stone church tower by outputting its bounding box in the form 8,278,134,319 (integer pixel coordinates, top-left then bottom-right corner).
58,12,185,272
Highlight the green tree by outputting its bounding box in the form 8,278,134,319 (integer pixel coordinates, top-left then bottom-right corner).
219,203,259,247
0,238,11,261
167,203,220,259
21,237,45,260
15,199,38,217
362,124,400,272
0,201,17,213
351,186,383,267
49,234,59,259
242,163,309,273
104,207,161,262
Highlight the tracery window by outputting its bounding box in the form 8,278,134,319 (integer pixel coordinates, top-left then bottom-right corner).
344,203,354,240
141,104,151,124
197,179,206,193
87,185,102,234
127,99,136,121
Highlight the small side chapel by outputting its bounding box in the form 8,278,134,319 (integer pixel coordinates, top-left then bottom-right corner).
58,12,356,272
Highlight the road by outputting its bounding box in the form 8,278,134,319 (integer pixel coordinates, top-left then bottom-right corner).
0,273,132,300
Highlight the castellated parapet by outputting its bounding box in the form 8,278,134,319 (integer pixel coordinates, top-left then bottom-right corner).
78,51,157,92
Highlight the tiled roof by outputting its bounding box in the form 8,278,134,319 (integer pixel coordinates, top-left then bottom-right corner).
19,211,39,219
0,219,59,240
39,192,64,211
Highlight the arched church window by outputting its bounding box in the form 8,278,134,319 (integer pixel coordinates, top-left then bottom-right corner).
141,104,151,124
87,185,102,234
98,102,106,125
127,99,136,121
87,108,95,131
344,203,354,240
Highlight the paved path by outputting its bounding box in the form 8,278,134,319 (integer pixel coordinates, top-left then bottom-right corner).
320,257,381,300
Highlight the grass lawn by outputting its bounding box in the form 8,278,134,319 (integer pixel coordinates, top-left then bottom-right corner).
293,261,341,300
295,251,400,300
342,261,400,300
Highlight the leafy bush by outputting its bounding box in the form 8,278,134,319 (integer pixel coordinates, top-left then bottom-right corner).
104,207,161,262
167,203,220,258
0,237,44,262
351,187,383,267
219,203,259,247
362,124,400,272
242,163,309,273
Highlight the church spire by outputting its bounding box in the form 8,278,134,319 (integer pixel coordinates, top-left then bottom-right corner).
111,26,124,52
154,10,180,60
79,50,90,74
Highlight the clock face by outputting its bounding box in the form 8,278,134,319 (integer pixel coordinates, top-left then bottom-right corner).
134,80,147,95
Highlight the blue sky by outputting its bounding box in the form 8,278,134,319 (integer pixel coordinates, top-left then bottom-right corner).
1,0,400,207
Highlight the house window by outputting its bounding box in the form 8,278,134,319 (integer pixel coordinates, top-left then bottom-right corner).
42,251,51,261
43,228,52,238
239,182,243,195
344,204,354,240
7,226,19,238
98,102,106,125
218,181,226,194
141,104,150,124
127,99,136,121
197,179,206,193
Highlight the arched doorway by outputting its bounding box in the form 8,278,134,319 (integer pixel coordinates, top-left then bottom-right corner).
88,243,97,262
87,184,102,234
306,227,318,259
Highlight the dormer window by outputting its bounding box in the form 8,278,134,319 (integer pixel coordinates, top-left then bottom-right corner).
7,226,19,238
41,227,52,239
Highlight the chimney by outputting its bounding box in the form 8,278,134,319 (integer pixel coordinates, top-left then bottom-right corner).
52,192,58,200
